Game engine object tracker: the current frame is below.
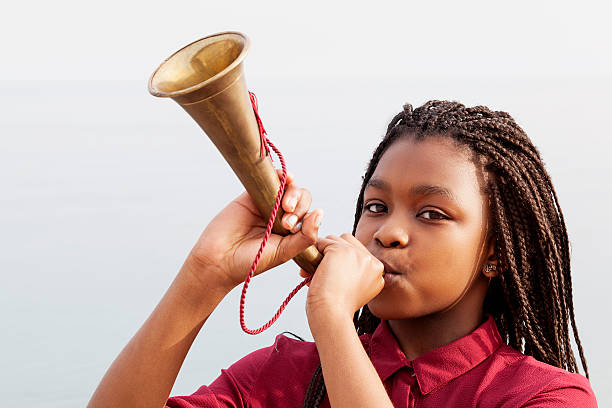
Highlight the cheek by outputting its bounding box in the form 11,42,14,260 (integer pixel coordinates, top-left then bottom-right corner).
354,218,372,245
417,229,484,291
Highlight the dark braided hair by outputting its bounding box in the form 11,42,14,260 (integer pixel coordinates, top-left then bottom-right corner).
302,100,589,407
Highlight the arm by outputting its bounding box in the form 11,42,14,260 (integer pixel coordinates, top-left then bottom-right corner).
309,310,393,408
87,257,233,408
88,171,322,408
305,234,393,408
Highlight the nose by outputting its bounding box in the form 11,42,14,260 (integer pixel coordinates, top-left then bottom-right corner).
373,220,409,248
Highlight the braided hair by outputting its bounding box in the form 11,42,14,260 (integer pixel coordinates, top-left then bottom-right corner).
301,100,589,407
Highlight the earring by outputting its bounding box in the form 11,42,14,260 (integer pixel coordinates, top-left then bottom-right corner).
484,263,497,275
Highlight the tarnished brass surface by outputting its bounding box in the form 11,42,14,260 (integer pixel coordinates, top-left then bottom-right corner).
149,32,322,274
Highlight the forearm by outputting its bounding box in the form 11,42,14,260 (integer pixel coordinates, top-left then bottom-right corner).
310,312,393,408
88,256,234,408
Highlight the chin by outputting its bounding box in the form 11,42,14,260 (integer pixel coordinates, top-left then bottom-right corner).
367,296,420,320
367,288,449,321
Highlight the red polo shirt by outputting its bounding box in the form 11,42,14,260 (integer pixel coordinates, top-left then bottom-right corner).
166,315,597,407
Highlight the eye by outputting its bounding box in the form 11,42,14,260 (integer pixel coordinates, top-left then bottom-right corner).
418,210,449,221
364,202,387,214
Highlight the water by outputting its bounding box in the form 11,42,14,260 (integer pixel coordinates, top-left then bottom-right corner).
1,77,610,406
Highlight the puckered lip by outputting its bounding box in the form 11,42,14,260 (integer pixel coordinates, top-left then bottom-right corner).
380,259,402,275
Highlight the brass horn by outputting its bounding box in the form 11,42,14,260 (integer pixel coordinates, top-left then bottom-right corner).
148,31,322,274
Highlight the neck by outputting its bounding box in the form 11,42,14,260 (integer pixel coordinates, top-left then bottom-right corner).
387,297,487,361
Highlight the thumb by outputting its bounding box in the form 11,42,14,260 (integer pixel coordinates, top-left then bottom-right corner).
273,209,323,266
299,269,312,287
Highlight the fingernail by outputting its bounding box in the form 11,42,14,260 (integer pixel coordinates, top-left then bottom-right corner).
286,197,297,211
293,221,303,232
287,214,298,228
315,214,323,227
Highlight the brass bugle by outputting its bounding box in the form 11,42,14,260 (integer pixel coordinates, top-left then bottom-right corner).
148,31,323,274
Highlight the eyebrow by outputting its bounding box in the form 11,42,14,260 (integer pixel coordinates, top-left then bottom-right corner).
366,177,458,203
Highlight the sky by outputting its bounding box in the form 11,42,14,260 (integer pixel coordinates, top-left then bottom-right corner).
2,0,611,81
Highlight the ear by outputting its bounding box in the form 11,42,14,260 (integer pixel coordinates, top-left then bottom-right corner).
482,234,499,278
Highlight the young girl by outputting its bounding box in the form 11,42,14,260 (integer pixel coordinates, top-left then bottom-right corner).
88,100,597,407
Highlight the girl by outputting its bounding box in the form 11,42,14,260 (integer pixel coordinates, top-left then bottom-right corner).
88,100,597,407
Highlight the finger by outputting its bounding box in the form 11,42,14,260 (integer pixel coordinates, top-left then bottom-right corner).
273,209,323,266
281,184,303,225
299,270,312,287
282,211,299,231
299,209,323,243
339,233,366,249
276,168,294,185
288,188,312,233
299,269,313,288
315,235,343,253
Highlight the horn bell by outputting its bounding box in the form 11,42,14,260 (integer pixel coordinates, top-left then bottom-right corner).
148,32,322,274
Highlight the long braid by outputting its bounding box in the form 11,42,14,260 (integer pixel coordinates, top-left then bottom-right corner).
302,100,589,407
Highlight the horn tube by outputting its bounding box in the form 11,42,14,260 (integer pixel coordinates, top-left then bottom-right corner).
148,31,322,274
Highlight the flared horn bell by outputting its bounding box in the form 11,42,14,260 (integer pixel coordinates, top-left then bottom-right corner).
148,32,322,274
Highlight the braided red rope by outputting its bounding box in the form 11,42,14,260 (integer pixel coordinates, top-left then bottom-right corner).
249,92,271,159
240,92,312,335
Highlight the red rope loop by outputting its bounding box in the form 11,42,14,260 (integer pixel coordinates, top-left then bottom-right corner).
240,92,312,335
249,91,271,159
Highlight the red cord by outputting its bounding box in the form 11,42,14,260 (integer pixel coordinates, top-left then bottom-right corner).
249,92,271,159
240,92,312,335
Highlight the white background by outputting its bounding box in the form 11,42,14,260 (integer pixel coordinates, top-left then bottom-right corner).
1,1,610,406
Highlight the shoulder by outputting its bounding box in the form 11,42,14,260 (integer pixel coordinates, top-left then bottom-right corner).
521,369,597,407
167,331,373,407
224,333,323,405
481,344,597,407
215,333,319,390
167,333,322,408
268,330,373,365
245,333,320,381
242,332,374,405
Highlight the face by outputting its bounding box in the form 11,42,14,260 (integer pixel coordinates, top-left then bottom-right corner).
355,135,494,320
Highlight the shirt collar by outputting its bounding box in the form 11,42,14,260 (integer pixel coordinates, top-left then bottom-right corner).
370,315,503,395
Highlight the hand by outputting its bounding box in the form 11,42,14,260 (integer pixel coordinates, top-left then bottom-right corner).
187,170,323,290
303,234,384,326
